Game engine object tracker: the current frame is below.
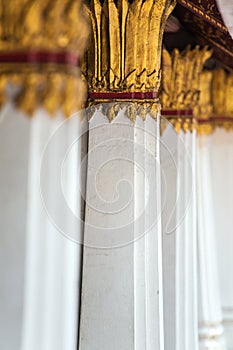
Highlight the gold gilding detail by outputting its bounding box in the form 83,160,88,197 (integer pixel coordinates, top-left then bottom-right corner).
212,69,233,117
164,115,196,133
0,0,89,117
0,64,86,118
197,68,233,134
83,0,176,94
160,46,212,132
161,46,212,110
87,100,160,122
0,0,88,54
197,70,213,119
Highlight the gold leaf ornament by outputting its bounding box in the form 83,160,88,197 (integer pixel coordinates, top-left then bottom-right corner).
84,0,176,94
0,0,89,117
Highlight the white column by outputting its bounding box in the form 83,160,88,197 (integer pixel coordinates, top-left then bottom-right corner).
182,130,198,350
0,103,30,350
20,111,87,350
211,128,233,347
197,134,225,349
79,104,164,350
161,124,198,350
161,123,178,349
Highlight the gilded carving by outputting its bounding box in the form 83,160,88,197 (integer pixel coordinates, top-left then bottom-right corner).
197,68,233,134
160,46,212,132
212,69,233,117
163,115,195,133
0,0,89,116
0,0,88,54
197,70,213,119
83,0,176,94
87,100,160,122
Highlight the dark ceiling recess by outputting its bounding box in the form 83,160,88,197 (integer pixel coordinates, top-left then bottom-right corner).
165,0,233,71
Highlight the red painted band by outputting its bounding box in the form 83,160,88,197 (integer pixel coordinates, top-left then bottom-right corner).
89,91,157,100
0,51,79,66
197,118,211,124
161,109,193,116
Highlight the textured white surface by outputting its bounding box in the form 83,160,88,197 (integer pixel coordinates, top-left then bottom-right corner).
161,124,178,350
176,130,198,350
21,111,86,350
161,124,198,350
0,103,30,350
197,134,226,350
0,105,85,350
79,107,164,350
211,129,233,349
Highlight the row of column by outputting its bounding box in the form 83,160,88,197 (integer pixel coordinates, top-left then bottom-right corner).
0,0,231,348
0,87,227,350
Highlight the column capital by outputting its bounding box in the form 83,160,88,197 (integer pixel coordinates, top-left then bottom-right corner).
83,0,176,118
0,0,89,116
197,68,233,134
160,46,212,132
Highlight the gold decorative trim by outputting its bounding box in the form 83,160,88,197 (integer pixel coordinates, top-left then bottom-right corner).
177,0,228,32
0,0,89,116
83,0,176,95
161,46,212,111
0,63,86,117
197,69,213,120
87,100,160,122
196,122,214,136
197,120,233,135
160,46,212,132
197,68,233,134
0,1,88,55
164,115,196,133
